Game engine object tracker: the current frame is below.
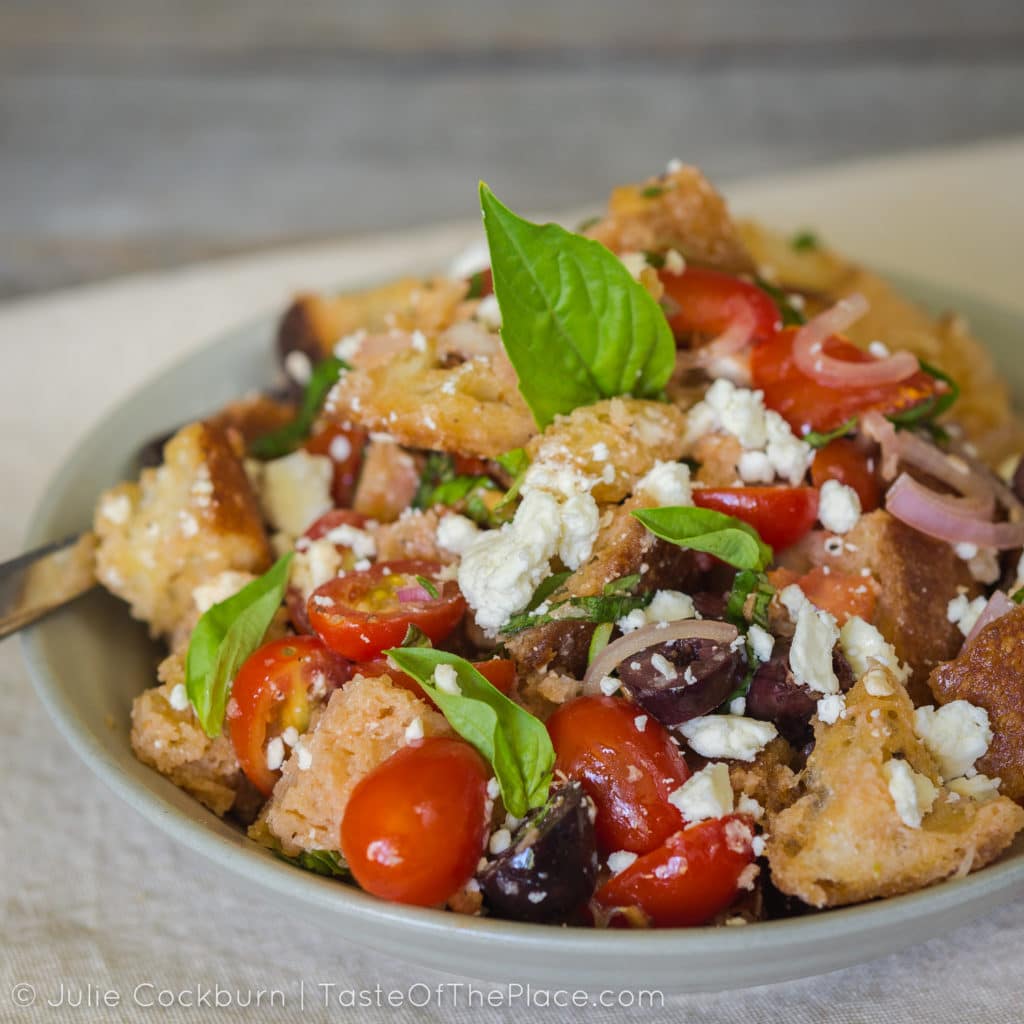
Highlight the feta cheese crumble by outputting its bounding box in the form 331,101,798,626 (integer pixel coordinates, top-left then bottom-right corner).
882,758,937,828
607,850,638,875
636,460,693,507
816,693,847,725
947,774,1001,800
913,701,993,782
433,664,462,696
255,449,334,536
947,593,988,637
817,479,861,535
678,715,778,762
840,616,910,683
667,762,734,822
168,683,190,712
404,716,425,743
747,623,775,662
436,513,480,556
790,601,840,695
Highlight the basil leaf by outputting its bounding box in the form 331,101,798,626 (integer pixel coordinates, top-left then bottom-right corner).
726,570,774,629
400,624,432,647
413,575,439,600
887,361,960,430
755,277,807,327
526,571,572,612
412,452,456,509
386,648,553,816
632,506,773,572
496,446,529,478
804,416,858,449
603,573,641,596
480,183,675,428
502,590,652,636
790,230,820,252
1012,586,1024,605
588,621,614,664
275,849,351,879
249,357,348,459
185,554,293,737
641,184,665,199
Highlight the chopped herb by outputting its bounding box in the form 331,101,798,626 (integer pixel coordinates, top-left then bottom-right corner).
275,848,352,879
249,357,349,460
886,361,960,433
465,270,489,300
502,591,652,636
726,570,774,630
642,250,667,270
526,571,572,612
755,276,807,327
641,185,665,198
790,230,820,252
494,447,530,512
804,417,859,449
575,215,601,233
413,453,507,526
588,621,614,664
412,452,457,509
415,575,440,600
400,623,432,647
1012,587,1024,605
603,573,641,596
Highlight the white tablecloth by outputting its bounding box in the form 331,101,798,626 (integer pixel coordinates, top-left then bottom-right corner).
3,140,1024,1023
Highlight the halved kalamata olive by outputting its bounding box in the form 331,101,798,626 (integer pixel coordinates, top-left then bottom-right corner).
479,782,598,923
616,637,743,726
691,591,729,620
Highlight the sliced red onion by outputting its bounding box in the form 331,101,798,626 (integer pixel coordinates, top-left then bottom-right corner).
694,308,757,366
886,473,1024,549
397,584,433,603
582,619,738,696
793,293,919,388
963,590,1015,647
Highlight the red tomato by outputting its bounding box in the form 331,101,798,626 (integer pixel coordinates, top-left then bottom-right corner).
769,566,877,625
594,816,756,927
547,696,690,855
304,424,366,507
302,508,370,543
341,737,489,906
228,636,351,796
356,657,516,704
307,560,466,661
692,486,819,552
466,267,493,298
811,438,881,513
751,326,940,435
659,266,780,343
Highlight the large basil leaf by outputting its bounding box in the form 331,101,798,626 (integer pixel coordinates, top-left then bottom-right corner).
632,506,773,572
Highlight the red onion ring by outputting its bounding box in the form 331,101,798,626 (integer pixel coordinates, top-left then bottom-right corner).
396,585,432,603
793,294,919,388
886,473,1024,549
582,619,738,695
963,590,1015,647
694,308,757,366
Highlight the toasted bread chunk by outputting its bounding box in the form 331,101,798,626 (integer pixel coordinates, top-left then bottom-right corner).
374,508,455,563
351,438,421,523
767,671,1024,907
827,510,975,703
256,673,451,856
94,422,271,640
587,165,754,275
728,736,798,818
930,605,1024,804
130,653,257,818
206,393,297,447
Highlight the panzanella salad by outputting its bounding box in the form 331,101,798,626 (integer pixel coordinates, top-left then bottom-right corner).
94,164,1024,927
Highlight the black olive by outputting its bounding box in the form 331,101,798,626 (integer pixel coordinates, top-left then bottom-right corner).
479,782,598,924
617,637,743,726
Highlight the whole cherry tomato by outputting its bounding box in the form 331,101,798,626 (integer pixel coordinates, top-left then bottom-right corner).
304,424,366,508
659,266,781,343
547,696,690,855
692,486,819,552
811,438,881,513
341,737,489,907
307,560,466,661
228,636,351,796
594,816,756,927
751,326,940,435
356,657,517,706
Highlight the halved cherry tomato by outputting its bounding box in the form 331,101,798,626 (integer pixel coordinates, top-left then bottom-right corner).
341,737,489,906
228,636,351,796
769,566,877,625
304,424,366,507
751,326,940,435
302,508,370,543
307,559,466,661
659,266,780,343
547,696,690,855
811,438,881,513
692,486,819,552
594,816,755,927
356,656,516,705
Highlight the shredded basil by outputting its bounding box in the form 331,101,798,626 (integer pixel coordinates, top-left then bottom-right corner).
1012,587,1024,605
588,621,614,664
641,185,665,198
526,571,572,612
604,573,641,596
790,230,820,252
414,575,439,600
632,506,773,572
275,849,351,879
413,453,507,526
726,570,774,630
804,417,859,449
502,590,653,636
400,623,432,647
886,361,960,431
754,277,807,327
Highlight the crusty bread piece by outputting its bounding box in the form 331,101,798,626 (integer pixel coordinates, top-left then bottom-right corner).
255,673,451,856
930,605,1024,804
94,422,271,641
587,165,755,276
351,438,421,523
374,508,455,563
728,736,798,818
767,671,1024,908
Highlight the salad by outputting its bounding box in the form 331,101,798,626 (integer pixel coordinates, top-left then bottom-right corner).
92,164,1024,928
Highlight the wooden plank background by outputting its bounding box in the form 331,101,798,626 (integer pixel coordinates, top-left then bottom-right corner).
2,0,1023,297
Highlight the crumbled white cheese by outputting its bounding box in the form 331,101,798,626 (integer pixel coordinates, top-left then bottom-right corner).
667,762,734,822
192,571,254,613
818,479,861,535
664,248,685,275
947,593,988,637
649,653,678,681
862,668,895,697
634,714,649,732
965,547,1001,585
488,828,512,855
296,740,313,771
607,850,638,875
99,492,132,525
816,693,847,725
476,294,502,330
281,726,299,747
737,450,775,484
736,794,764,820
598,675,621,696
617,608,650,633
636,460,693,507
328,433,353,462
619,251,649,279
323,523,377,560
747,624,775,663
840,616,910,683
678,715,778,762
333,329,366,362
729,697,746,716
779,583,806,619
645,589,698,624
436,513,481,556
256,450,334,536
764,410,813,485
947,774,1001,800
954,542,978,561
290,539,342,598
265,737,285,773
433,663,462,696
913,702,993,782
790,602,840,695
558,493,601,569
168,683,190,712
882,759,937,828
284,349,312,384
868,340,890,358
404,717,425,743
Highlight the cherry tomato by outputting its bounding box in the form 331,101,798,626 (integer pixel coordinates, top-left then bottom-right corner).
594,816,756,927
692,486,819,552
769,566,877,625
811,438,881,512
547,696,690,855
341,737,489,906
356,657,516,705
302,508,370,543
228,636,351,796
751,326,940,435
304,424,366,507
307,559,466,661
659,266,780,343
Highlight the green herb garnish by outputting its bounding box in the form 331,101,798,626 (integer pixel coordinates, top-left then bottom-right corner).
525,571,572,612
386,648,554,817
641,185,665,198
588,621,614,665
249,357,349,459
414,575,440,600
632,506,773,572
400,624,432,647
790,230,820,252
275,849,351,879
603,573,641,595
804,416,859,449
480,183,675,428
185,554,293,737
726,570,774,630
502,590,652,636
886,361,960,431
755,276,807,327
1012,587,1024,605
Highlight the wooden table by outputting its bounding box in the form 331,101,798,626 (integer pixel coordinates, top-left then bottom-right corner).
3,0,1023,298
